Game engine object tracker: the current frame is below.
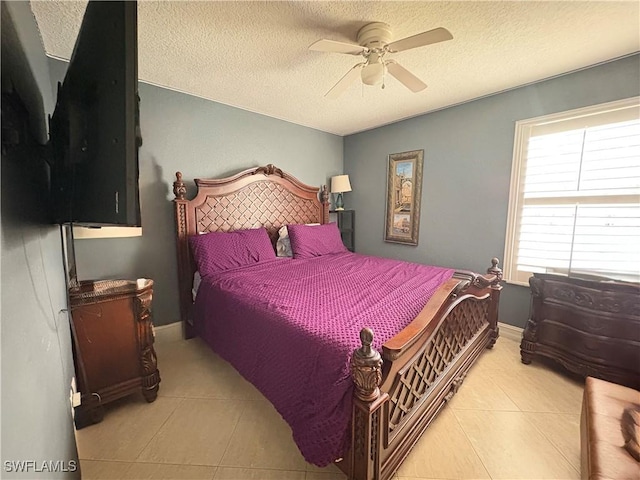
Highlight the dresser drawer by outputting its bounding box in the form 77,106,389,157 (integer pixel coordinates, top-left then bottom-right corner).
538,305,640,342
537,321,639,370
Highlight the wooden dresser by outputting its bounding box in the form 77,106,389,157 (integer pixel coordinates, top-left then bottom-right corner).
69,278,160,428
520,273,640,389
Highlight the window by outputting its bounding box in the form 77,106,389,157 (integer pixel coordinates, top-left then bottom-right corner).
504,97,640,285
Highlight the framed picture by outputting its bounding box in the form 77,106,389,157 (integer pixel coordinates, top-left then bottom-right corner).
384,150,424,245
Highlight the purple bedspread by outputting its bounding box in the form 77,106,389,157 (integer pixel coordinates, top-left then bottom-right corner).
194,252,454,466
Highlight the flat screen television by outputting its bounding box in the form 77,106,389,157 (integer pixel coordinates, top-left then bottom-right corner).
50,0,141,226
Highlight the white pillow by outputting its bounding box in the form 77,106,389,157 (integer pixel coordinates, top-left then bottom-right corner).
192,271,202,301
276,226,292,257
276,224,319,257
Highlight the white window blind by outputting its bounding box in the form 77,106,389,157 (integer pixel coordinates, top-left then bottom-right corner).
504,98,640,285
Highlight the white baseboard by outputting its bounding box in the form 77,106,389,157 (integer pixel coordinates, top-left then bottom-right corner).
498,322,523,343
153,322,183,344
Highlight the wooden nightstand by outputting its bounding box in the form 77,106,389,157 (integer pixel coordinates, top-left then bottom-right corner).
329,209,355,252
69,278,160,428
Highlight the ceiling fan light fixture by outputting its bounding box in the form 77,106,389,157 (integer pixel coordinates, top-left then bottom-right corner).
361,62,384,86
311,21,452,97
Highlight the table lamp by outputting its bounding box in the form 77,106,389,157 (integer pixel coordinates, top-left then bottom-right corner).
331,174,352,211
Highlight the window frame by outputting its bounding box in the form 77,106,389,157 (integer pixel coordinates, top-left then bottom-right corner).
504,97,640,286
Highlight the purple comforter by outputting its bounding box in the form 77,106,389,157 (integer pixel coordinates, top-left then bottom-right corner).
194,252,454,466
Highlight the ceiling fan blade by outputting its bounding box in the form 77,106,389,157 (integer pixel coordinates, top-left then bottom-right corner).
386,61,427,93
386,27,453,52
309,39,367,55
325,63,364,99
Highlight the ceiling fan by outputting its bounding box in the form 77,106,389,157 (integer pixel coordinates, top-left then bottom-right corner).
309,22,453,98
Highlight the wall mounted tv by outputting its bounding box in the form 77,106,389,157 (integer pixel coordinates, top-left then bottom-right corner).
50,0,141,226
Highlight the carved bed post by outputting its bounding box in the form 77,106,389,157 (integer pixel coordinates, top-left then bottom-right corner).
173,172,195,339
486,258,503,349
320,185,330,224
350,328,388,480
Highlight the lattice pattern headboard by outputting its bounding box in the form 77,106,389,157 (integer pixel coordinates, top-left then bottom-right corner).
173,164,330,336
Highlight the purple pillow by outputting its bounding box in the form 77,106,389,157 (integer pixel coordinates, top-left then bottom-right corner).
288,222,348,259
189,228,276,276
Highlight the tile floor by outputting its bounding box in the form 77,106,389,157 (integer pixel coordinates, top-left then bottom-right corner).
76,336,585,480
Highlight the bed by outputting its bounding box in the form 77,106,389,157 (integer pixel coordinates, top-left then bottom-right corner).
173,164,502,480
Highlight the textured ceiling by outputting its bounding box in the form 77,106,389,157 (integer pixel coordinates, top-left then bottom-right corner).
31,1,640,136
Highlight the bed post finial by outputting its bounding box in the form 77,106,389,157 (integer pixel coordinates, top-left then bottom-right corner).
173,172,186,200
320,185,330,224
487,258,503,285
351,328,383,401
320,184,329,204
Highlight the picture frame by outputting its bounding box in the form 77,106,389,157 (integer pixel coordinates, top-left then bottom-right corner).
384,150,424,245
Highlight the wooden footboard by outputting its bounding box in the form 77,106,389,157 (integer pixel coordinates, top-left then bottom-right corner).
342,260,502,480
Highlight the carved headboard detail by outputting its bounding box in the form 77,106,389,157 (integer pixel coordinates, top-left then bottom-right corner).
173,164,330,336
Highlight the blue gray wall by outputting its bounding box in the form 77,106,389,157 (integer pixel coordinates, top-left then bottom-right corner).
47,54,640,330
48,58,343,326
344,54,640,328
1,2,79,478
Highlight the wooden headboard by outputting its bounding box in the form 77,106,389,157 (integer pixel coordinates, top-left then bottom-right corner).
173,164,330,337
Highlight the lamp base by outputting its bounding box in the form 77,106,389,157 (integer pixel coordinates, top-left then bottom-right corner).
334,207,345,211
335,192,345,211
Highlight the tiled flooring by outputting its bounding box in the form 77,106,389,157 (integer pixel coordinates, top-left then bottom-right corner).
77,336,584,480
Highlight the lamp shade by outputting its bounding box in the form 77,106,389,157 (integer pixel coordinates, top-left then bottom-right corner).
331,175,352,193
